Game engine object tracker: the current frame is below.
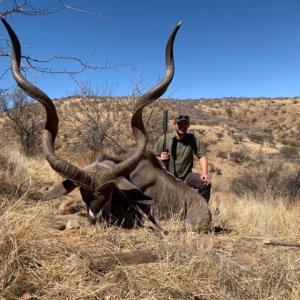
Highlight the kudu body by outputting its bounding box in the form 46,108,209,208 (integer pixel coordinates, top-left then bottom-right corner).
39,149,212,230
2,18,211,230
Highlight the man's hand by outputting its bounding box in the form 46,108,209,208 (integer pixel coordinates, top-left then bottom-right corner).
160,151,169,161
200,173,212,186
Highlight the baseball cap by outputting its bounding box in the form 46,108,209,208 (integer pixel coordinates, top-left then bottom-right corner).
174,114,190,123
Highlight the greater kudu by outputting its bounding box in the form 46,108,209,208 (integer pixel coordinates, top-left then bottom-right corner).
1,17,182,226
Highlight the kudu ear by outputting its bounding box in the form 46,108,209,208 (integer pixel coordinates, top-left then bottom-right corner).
114,178,153,204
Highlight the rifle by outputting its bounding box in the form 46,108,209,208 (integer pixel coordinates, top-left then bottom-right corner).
162,110,169,171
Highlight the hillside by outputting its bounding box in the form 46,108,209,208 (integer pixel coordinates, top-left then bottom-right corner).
0,96,299,299
1,95,299,195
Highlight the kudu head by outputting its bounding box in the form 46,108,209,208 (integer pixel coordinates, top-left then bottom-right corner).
1,17,181,224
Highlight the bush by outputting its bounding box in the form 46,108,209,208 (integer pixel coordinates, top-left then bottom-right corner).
232,134,244,144
225,107,233,117
280,139,300,147
230,148,249,164
247,131,268,145
230,168,300,202
280,146,299,158
216,132,224,141
0,89,44,156
210,164,222,175
216,151,228,159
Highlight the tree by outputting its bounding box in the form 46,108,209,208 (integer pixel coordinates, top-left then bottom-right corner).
0,1,130,94
216,131,224,141
66,93,124,153
65,80,171,154
0,2,166,156
0,1,135,155
0,88,43,156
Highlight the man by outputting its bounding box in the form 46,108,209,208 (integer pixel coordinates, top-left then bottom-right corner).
154,114,211,202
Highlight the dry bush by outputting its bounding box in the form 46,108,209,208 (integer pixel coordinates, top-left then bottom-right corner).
0,89,44,156
210,164,222,175
247,130,268,146
280,146,299,158
229,147,250,164
65,97,128,153
216,150,228,159
216,132,224,141
225,106,233,117
230,166,300,203
0,146,59,207
232,133,244,143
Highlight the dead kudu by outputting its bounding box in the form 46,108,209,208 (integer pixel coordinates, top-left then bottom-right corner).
2,18,211,230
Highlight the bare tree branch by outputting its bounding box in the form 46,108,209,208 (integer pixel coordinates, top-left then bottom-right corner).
1,0,63,17
0,1,133,92
58,0,104,17
1,0,103,17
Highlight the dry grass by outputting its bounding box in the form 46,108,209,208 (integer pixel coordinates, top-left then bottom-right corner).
0,148,299,300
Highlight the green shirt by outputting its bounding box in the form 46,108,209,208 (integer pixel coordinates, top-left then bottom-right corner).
154,132,206,180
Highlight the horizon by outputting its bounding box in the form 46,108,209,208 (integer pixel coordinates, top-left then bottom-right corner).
53,94,300,101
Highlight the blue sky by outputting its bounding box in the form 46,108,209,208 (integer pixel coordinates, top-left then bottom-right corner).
1,0,300,99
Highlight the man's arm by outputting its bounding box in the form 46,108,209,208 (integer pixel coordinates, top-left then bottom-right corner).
199,156,211,185
192,134,211,185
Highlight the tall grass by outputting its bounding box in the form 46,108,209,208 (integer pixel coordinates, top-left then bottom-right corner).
0,150,299,299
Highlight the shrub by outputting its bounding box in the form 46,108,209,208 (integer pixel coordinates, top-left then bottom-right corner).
216,132,224,141
280,139,300,147
0,89,44,156
280,146,299,158
282,170,300,202
0,148,36,200
216,151,228,159
230,168,300,202
229,148,249,164
225,107,233,117
232,134,244,144
210,164,222,175
230,171,262,198
216,167,222,175
247,131,268,145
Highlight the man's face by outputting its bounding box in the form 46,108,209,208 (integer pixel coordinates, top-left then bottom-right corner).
174,120,190,137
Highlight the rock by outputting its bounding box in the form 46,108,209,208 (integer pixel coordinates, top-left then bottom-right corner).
65,219,80,230
58,197,86,215
18,293,32,300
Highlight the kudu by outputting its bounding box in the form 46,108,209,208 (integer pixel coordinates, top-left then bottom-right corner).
39,148,212,230
2,18,211,230
1,17,183,227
